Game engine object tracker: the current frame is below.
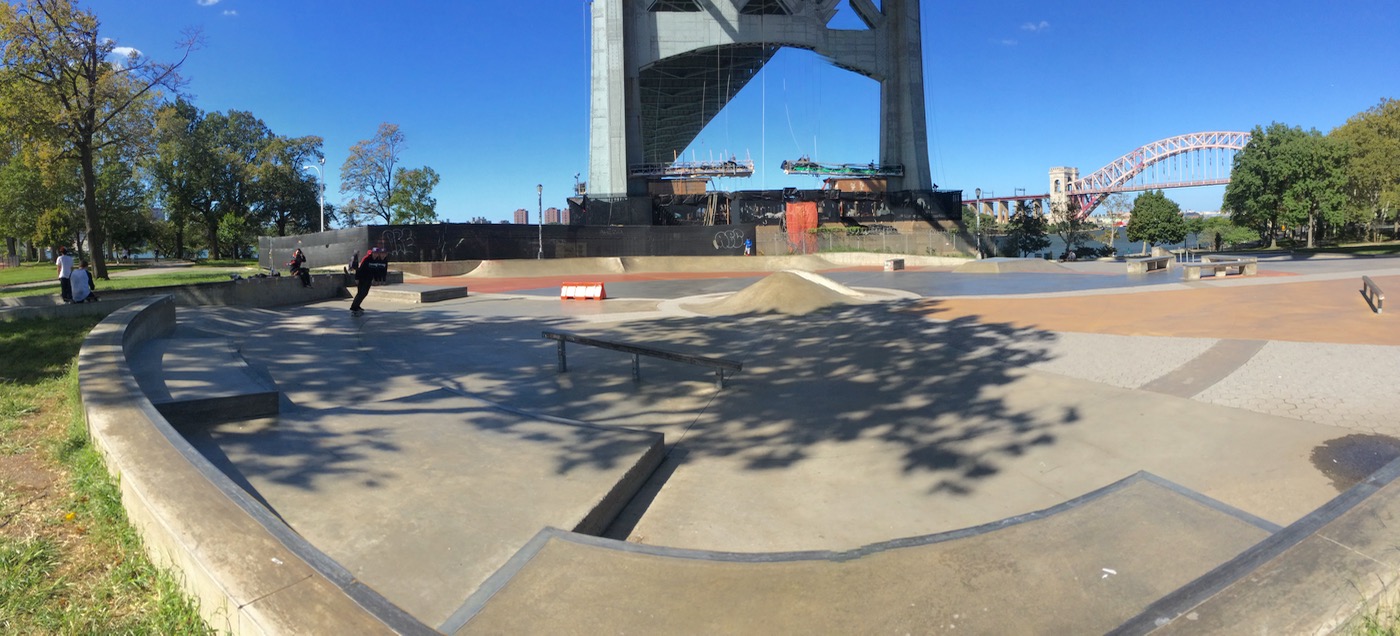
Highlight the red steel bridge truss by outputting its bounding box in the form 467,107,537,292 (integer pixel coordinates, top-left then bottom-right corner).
963,131,1253,220
1068,131,1251,216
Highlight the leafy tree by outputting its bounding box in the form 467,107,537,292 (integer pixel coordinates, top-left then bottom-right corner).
0,143,60,259
1201,215,1257,251
1125,190,1186,248
340,123,404,224
1283,132,1350,248
1225,123,1298,247
1332,98,1400,241
0,0,195,278
149,99,204,259
150,101,272,259
1225,122,1349,248
200,110,268,256
252,134,323,236
1048,198,1092,257
1005,202,1050,257
336,198,371,228
32,204,78,251
1184,215,1206,248
388,166,439,224
216,210,251,259
95,149,153,258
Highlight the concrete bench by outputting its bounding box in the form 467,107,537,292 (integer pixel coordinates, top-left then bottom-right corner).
1183,257,1258,280
1126,255,1171,274
543,329,742,389
1362,276,1384,314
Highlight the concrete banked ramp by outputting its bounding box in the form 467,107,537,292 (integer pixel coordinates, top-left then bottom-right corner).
455,473,1274,634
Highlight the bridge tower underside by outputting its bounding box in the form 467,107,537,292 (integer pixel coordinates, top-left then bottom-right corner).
589,0,933,200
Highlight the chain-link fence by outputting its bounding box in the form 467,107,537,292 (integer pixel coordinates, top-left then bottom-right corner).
755,226,976,257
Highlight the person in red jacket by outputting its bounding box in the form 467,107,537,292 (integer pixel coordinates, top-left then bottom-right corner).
349,248,389,315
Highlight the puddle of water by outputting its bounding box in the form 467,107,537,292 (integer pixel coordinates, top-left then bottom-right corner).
1310,434,1400,492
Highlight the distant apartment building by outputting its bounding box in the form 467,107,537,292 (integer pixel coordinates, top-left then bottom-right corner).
544,207,561,224
513,208,529,224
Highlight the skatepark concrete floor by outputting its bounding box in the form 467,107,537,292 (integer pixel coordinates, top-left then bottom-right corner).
133,254,1400,632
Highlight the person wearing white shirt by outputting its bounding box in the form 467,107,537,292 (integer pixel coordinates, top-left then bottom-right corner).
55,246,74,303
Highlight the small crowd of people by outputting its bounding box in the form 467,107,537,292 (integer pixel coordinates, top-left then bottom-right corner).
54,246,98,304
52,243,392,314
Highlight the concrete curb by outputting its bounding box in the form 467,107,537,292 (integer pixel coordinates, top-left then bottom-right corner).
78,295,434,635
1113,456,1400,634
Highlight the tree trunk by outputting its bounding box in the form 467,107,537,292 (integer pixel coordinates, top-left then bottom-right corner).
5,237,15,260
1307,214,1316,249
206,223,220,261
78,141,109,279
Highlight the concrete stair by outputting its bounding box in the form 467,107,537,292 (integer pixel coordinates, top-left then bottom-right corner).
352,283,468,304
128,338,280,427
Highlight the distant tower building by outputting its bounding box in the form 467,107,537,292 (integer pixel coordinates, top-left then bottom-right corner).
544,207,561,224
513,208,529,224
1048,166,1079,212
560,207,570,225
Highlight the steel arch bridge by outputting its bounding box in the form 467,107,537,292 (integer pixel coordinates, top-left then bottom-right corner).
1064,131,1251,217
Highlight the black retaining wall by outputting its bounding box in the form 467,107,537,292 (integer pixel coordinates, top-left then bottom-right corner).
260,223,756,266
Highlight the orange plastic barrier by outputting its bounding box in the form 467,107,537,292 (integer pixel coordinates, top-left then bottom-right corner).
560,282,607,300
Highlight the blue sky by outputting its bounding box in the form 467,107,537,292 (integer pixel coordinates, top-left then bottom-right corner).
85,0,1399,223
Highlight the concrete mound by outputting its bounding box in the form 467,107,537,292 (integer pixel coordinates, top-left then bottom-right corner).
954,257,1071,274
687,270,868,316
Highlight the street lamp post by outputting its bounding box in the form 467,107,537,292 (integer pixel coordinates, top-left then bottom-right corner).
303,158,326,233
974,187,982,259
536,184,543,260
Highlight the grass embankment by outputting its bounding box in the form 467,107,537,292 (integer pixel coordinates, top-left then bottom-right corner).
1,262,258,299
1292,243,1400,257
0,316,209,634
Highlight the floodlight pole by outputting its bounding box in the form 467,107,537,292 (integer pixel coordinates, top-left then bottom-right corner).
303,159,326,233
974,187,982,259
536,184,544,260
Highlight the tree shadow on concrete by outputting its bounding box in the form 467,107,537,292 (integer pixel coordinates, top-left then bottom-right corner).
171,297,1073,499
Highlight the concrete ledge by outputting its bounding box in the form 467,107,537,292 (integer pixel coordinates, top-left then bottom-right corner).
1113,456,1400,634
78,295,433,635
131,338,281,427
357,283,468,304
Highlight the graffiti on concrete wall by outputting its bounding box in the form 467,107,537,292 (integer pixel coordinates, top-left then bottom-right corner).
712,228,744,250
380,228,416,257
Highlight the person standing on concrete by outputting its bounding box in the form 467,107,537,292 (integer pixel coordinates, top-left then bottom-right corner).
55,246,74,303
349,248,388,315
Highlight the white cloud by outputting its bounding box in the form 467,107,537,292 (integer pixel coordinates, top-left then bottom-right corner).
995,38,1018,46
111,46,141,58
222,9,237,16
1021,20,1050,32
197,0,220,6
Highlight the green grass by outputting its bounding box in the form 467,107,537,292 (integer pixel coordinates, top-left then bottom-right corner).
1,268,258,299
193,258,257,268
1294,243,1400,257
0,316,211,635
